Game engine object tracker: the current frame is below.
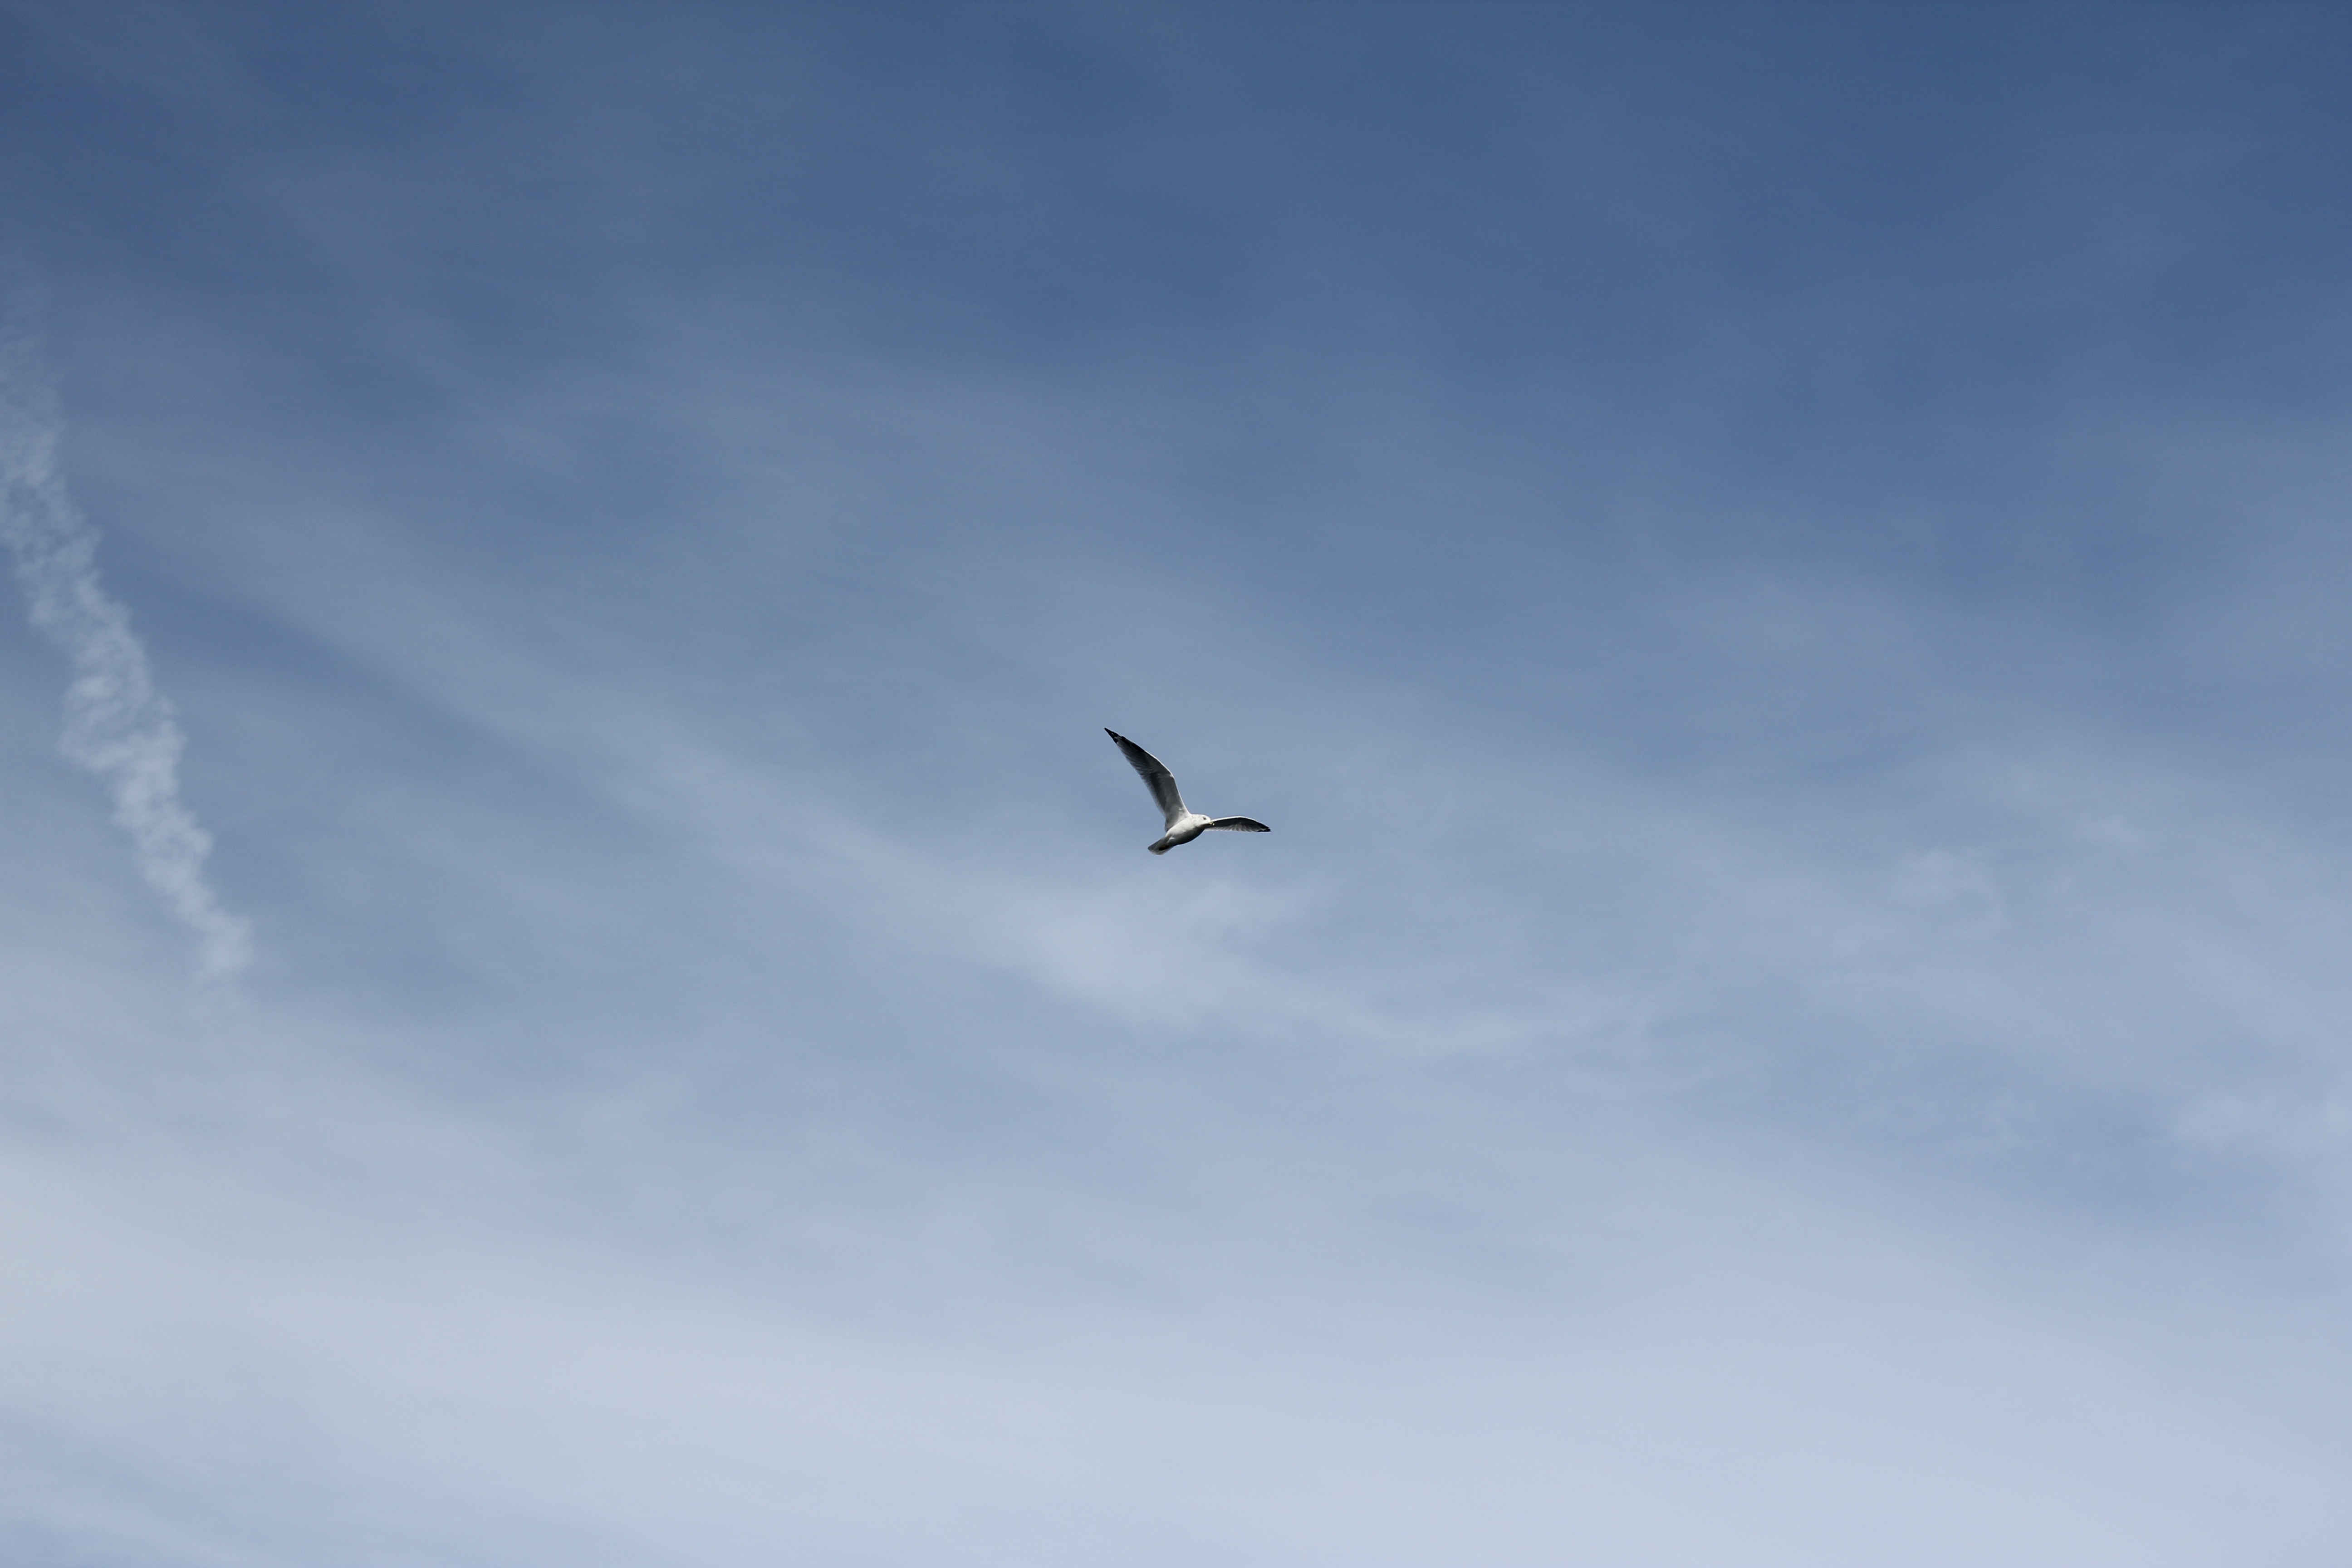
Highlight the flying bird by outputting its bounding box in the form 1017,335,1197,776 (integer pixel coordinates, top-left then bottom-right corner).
1105,730,1272,855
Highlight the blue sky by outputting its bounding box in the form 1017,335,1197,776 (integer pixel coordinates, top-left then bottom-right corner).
4,4,2352,1563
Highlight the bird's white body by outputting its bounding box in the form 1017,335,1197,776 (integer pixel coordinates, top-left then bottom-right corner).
1105,730,1271,854
1150,810,1218,855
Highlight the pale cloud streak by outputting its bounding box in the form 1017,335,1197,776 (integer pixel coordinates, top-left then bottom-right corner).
0,304,250,979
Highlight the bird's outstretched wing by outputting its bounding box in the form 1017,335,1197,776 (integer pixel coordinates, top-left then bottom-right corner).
1204,817,1270,833
1106,729,1187,829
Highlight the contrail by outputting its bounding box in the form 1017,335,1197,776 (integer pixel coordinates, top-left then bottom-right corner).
0,304,252,979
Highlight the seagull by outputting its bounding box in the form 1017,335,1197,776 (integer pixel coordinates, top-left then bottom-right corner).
1106,729,1272,855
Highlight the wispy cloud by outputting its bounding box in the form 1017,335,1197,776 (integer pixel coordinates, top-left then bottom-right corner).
0,301,249,979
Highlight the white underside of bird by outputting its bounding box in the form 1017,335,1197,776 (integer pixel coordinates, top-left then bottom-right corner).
1105,729,1272,854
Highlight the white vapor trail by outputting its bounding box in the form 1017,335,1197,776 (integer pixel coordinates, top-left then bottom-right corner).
0,307,251,978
